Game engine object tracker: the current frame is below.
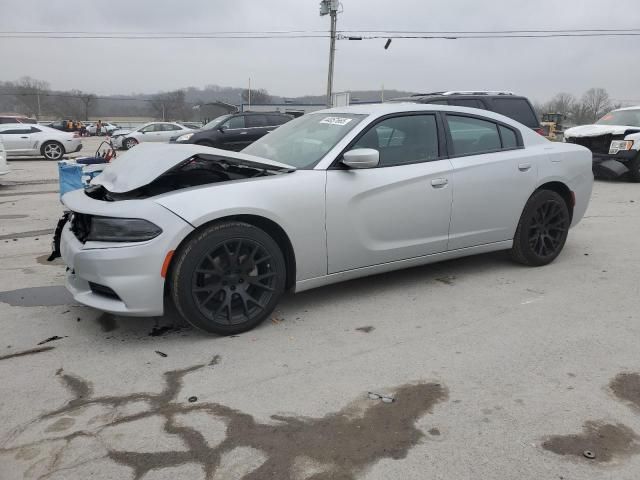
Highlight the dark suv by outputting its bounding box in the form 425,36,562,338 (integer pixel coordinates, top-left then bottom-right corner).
174,112,293,151
389,91,543,134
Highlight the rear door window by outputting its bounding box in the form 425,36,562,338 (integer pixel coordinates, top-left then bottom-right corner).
267,114,290,126
448,99,486,109
446,115,501,156
246,115,268,128
491,98,539,128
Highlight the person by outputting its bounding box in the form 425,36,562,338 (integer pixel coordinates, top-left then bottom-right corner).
96,120,102,136
80,122,87,137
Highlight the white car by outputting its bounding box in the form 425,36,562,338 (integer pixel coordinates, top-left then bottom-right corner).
0,123,83,160
0,136,9,175
110,122,193,150
565,106,640,181
60,104,593,335
86,122,118,136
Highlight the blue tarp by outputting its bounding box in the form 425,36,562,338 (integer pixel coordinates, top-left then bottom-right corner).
58,162,85,197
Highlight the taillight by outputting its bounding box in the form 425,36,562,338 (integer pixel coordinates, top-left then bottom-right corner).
534,127,545,136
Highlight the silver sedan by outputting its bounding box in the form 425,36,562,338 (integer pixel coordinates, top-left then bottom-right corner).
60,104,593,335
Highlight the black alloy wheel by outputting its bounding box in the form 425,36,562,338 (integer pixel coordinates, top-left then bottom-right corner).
171,222,286,335
511,190,570,266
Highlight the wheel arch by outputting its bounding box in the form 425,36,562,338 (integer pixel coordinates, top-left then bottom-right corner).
535,181,574,220
164,214,297,296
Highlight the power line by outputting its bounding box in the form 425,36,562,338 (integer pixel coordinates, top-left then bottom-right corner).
341,32,640,40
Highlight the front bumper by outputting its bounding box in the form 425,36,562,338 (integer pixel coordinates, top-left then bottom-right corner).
60,190,194,316
592,150,637,178
111,136,125,148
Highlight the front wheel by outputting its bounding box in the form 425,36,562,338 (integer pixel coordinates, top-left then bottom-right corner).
41,141,65,160
170,222,286,335
123,137,138,150
510,190,570,266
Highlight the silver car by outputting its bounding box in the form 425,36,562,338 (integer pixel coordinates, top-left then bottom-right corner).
0,123,83,160
60,104,593,335
111,122,193,150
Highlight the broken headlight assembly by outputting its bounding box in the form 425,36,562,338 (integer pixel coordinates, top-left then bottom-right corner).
87,217,162,242
609,140,634,155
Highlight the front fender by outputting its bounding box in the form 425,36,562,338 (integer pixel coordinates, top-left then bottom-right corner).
154,171,328,281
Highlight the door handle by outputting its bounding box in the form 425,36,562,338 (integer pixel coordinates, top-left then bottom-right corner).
240,131,248,135
518,163,532,172
431,178,449,188
21,136,29,139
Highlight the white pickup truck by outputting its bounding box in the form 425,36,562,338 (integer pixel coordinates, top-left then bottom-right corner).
565,106,640,182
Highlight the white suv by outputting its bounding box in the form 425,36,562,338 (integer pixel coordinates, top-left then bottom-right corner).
0,123,83,160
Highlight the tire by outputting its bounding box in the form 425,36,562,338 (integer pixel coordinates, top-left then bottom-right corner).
41,141,65,161
627,153,640,183
510,190,570,267
170,221,286,335
124,137,138,150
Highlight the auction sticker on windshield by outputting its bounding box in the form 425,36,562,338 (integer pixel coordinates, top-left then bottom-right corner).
320,117,353,126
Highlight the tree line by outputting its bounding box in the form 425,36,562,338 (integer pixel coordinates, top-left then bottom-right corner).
534,88,622,125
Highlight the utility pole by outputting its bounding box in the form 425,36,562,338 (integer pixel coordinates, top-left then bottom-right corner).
320,0,340,107
248,77,251,111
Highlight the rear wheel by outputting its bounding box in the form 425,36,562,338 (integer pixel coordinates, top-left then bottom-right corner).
124,137,138,150
510,190,570,266
41,141,64,160
171,222,286,335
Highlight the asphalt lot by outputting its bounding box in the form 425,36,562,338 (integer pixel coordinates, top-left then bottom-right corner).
1,140,640,479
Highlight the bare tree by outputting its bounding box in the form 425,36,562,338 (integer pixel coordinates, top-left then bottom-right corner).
547,93,577,118
242,88,272,105
14,76,50,118
575,88,612,124
149,90,188,120
74,91,97,120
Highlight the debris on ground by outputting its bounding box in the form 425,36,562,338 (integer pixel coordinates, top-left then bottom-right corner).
37,336,66,345
149,324,184,337
0,346,55,362
368,391,395,403
188,396,198,403
356,326,375,333
154,351,168,358
209,355,221,366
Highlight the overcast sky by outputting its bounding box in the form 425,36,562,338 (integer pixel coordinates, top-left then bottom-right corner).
1,0,639,103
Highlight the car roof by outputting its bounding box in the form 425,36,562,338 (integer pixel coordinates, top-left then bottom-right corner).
613,105,640,112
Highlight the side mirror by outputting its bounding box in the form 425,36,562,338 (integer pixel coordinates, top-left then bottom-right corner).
218,125,227,133
342,148,380,169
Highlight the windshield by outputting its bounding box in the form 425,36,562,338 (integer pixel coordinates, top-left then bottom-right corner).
596,110,640,127
242,113,367,169
202,115,233,130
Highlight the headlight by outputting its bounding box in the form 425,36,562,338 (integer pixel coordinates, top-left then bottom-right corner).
176,133,194,142
87,217,162,242
609,140,634,154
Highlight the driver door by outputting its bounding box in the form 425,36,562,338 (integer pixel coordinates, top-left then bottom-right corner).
325,114,453,273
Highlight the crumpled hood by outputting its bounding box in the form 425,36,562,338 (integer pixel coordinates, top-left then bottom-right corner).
111,128,131,137
565,124,640,139
91,143,295,193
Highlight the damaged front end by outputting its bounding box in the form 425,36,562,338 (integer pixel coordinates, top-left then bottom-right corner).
566,132,639,180
84,153,292,201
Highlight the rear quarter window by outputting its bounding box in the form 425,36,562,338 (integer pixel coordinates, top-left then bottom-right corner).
491,98,539,128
